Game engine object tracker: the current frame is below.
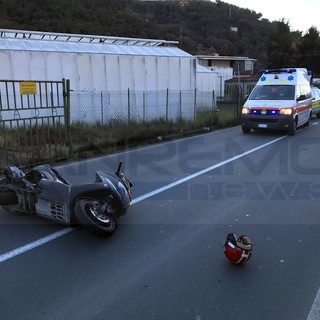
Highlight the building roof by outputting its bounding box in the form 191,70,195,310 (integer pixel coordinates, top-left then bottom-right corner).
196,55,257,62
0,29,192,58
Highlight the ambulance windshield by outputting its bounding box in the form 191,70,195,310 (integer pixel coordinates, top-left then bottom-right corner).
249,85,295,101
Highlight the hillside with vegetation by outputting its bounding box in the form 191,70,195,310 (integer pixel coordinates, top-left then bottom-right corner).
0,0,320,75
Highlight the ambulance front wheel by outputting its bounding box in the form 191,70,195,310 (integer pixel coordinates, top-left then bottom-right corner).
288,119,298,136
242,126,251,134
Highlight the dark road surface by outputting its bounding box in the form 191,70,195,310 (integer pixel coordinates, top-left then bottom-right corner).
1,123,320,320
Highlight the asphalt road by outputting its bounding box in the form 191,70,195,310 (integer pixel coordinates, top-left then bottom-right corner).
1,122,320,320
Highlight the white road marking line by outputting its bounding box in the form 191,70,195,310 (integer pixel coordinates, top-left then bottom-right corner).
131,135,287,204
0,135,287,263
0,228,74,263
307,287,320,320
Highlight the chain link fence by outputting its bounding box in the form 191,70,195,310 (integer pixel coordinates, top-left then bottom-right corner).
69,89,221,125
0,84,242,169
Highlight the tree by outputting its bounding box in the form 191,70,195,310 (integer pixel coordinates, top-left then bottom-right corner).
266,19,298,68
297,27,320,76
0,0,320,73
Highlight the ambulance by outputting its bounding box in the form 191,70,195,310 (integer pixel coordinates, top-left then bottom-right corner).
241,68,313,135
311,85,320,118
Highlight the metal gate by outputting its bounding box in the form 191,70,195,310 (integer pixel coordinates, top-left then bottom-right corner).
0,79,71,170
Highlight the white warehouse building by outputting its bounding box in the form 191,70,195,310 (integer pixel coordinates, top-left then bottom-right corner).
0,29,196,92
0,29,200,123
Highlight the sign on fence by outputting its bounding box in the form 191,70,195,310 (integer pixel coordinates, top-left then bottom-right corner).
19,81,37,95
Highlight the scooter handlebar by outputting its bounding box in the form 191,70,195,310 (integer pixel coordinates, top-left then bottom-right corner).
116,161,123,176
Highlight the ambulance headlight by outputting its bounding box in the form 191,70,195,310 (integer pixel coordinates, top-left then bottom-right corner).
279,108,293,115
242,107,250,114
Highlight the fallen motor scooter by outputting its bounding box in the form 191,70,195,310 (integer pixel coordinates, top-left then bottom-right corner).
0,161,132,236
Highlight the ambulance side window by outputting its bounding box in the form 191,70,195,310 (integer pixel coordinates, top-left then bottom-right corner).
297,85,311,100
296,86,301,99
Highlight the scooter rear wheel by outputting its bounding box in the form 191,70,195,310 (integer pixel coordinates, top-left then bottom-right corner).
74,198,117,237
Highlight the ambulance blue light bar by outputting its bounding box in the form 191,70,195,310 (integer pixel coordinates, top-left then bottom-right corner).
260,68,297,74
260,68,312,76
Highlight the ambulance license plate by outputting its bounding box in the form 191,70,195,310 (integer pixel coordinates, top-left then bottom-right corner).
258,124,268,128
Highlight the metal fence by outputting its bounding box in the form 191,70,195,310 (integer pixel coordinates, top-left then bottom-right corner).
69,89,217,125
224,79,257,101
0,79,70,169
0,80,242,170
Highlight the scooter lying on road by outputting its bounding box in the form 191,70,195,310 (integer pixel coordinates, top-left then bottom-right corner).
0,161,132,236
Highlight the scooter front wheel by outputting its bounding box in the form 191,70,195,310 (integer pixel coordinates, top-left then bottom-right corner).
74,198,117,237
